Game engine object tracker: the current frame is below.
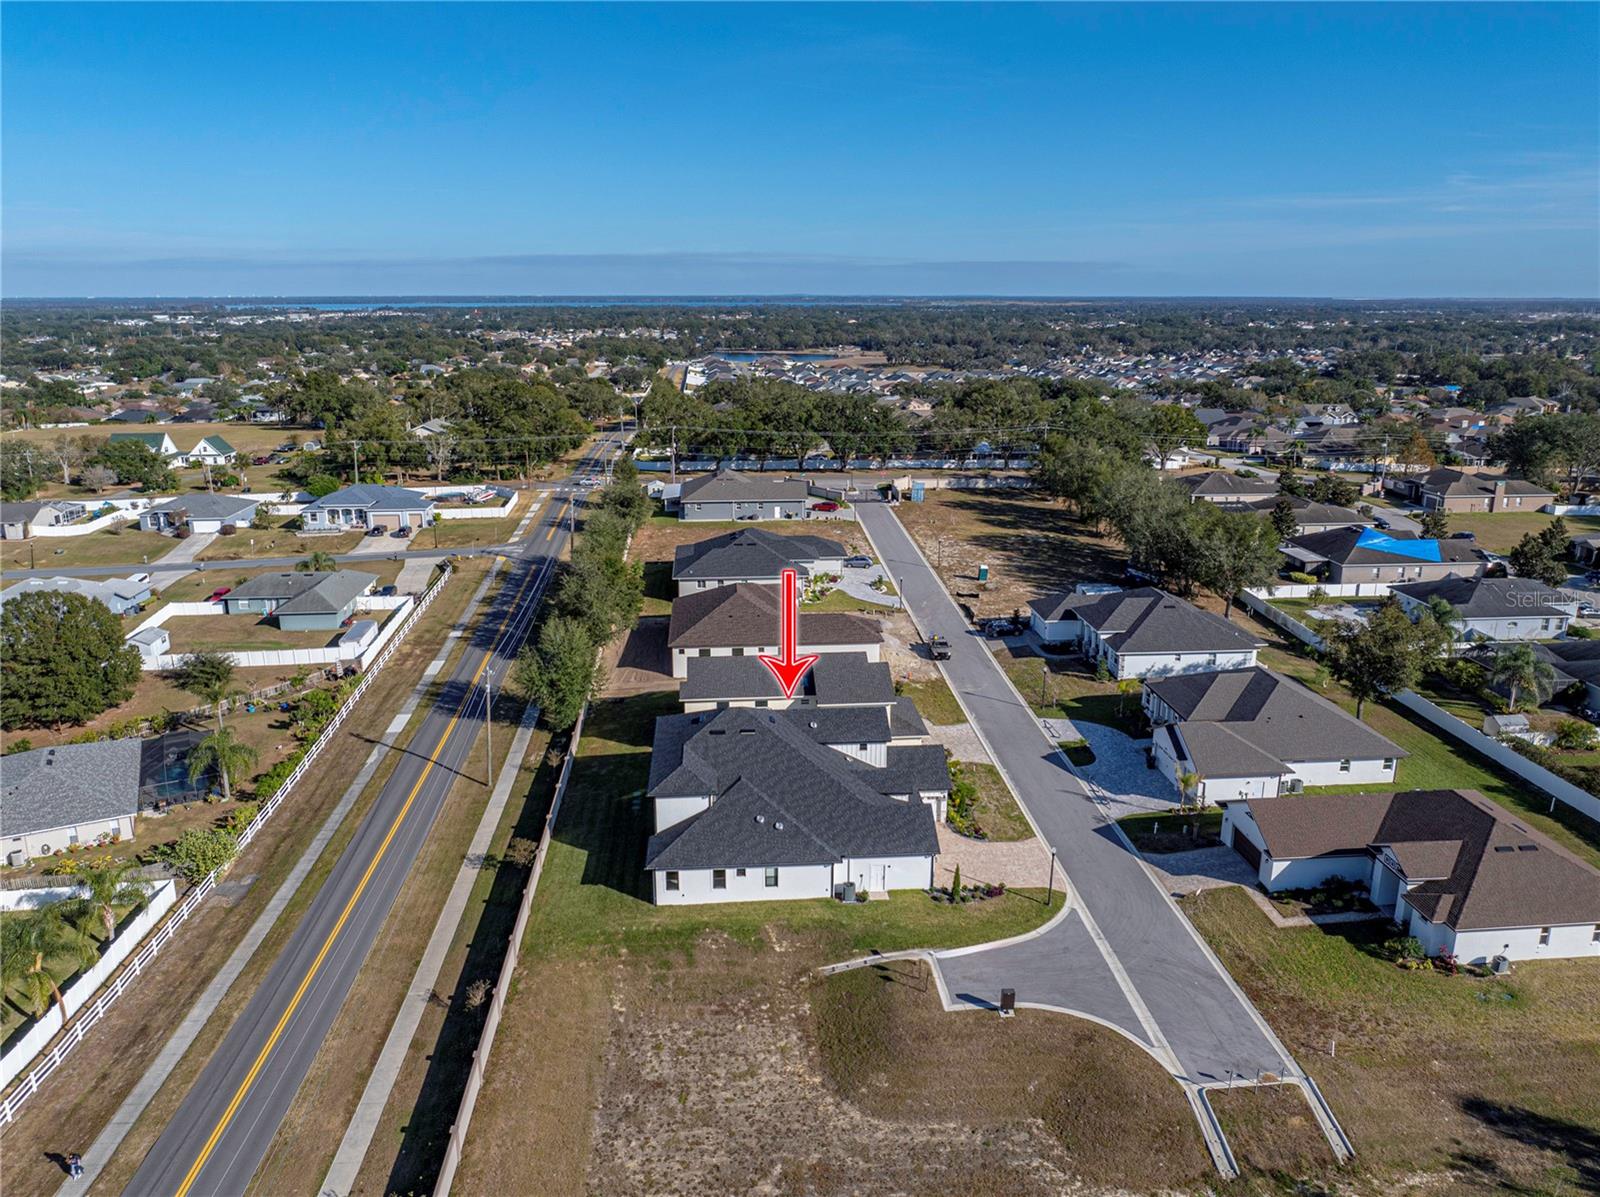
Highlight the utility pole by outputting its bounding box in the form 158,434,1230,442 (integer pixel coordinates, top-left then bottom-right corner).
484,675,494,790
670,425,678,483
351,440,360,483
1045,847,1057,906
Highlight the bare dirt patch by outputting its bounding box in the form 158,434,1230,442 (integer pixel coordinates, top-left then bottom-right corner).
599,617,674,697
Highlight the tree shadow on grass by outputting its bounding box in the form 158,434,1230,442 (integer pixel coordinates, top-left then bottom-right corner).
1455,1097,1600,1192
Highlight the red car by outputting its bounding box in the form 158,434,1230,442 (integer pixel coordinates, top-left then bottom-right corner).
811,501,840,512
208,587,232,603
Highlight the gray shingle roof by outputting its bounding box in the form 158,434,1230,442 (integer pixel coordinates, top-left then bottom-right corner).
1244,789,1600,931
678,468,809,504
1288,526,1482,567
644,707,940,871
145,493,259,520
673,528,845,582
1,740,142,837
668,583,880,649
1147,667,1405,775
1074,587,1263,656
1392,577,1572,620
224,570,377,616
303,484,434,513
1415,468,1554,500
1178,471,1278,499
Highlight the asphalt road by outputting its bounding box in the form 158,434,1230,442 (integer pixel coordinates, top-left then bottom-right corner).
856,499,1300,1086
123,437,620,1197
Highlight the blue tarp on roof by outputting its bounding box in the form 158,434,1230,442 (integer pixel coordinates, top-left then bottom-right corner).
1355,528,1442,562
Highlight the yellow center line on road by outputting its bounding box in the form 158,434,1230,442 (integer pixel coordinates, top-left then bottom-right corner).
544,498,568,541
171,535,555,1197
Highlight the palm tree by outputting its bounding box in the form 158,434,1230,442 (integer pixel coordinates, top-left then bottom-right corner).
5,906,95,1020
1425,596,1462,660
69,860,151,941
1489,644,1557,712
297,550,337,573
188,728,259,803
1176,768,1203,809
171,651,237,731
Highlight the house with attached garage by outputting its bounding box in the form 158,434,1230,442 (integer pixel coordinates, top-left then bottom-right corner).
1,740,142,864
1384,468,1555,513
137,493,259,535
643,705,950,904
667,583,881,679
1238,495,1372,535
218,569,377,630
1283,526,1485,584
108,430,181,458
1026,583,1124,645
1391,576,1578,644
0,499,86,539
1465,639,1600,711
1222,789,1600,963
675,467,810,521
1144,667,1406,801
300,483,435,533
672,527,847,595
679,652,931,742
1068,586,1263,679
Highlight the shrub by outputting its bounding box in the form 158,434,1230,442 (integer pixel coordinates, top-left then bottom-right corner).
1287,571,1318,585
1567,624,1595,640
1554,718,1598,751
152,827,238,882
253,745,308,800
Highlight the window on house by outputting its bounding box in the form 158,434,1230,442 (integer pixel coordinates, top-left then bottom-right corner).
765,867,779,887
858,742,869,752
1538,926,1551,946
735,868,747,877
713,869,727,890
665,871,679,891
733,647,746,656
1383,758,1395,770
1339,759,1352,772
1592,924,1600,943
754,699,769,708
698,648,711,657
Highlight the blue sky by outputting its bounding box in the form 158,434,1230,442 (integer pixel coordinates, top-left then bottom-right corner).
3,3,1596,298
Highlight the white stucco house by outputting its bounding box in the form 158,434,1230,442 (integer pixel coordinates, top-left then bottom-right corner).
1222,789,1600,964
1070,587,1263,679
666,583,882,680
643,705,949,904
1026,583,1122,644
137,493,259,535
1144,667,1406,801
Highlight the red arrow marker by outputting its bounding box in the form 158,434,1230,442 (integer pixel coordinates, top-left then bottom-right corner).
758,568,820,699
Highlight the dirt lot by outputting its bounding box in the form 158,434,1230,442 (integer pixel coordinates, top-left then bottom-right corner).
628,512,872,572
598,616,673,697
0,560,491,1197
895,489,1126,621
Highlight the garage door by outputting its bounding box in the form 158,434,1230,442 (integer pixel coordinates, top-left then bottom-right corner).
1230,827,1262,871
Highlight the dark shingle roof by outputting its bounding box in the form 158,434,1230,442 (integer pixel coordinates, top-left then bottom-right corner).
668,583,880,649
679,468,809,504
1288,526,1482,567
1178,471,1278,499
303,483,433,513
1391,576,1572,620
673,528,845,582
1074,587,1263,655
1,740,142,837
1415,468,1554,500
644,707,939,871
1146,667,1405,770
1244,789,1600,931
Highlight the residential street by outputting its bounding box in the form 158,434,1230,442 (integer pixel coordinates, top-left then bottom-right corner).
856,499,1301,1088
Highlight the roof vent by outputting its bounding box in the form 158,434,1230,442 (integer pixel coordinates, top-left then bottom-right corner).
1517,844,1538,852
774,821,784,831
709,729,726,736
754,813,765,823
738,728,756,736
1493,845,1515,853
809,720,819,729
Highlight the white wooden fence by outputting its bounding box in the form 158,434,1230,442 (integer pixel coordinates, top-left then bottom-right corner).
0,882,178,1091
433,705,586,1196
0,565,453,1124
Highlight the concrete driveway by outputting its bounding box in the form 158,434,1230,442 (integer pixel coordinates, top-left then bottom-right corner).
157,531,216,565
830,563,901,608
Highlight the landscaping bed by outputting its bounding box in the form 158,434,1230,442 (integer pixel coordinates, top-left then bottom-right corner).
1117,809,1222,853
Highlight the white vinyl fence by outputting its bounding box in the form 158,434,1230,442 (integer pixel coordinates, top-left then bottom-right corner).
127,595,416,671
31,510,135,537
0,565,452,1124
0,882,178,1091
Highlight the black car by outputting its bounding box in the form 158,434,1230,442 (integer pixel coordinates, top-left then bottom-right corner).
1450,531,1476,540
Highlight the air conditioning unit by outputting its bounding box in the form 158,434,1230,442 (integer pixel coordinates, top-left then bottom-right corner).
1285,777,1305,794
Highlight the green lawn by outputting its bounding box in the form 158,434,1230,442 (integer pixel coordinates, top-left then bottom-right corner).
2,899,145,1044
1117,810,1222,853
801,587,899,613
997,650,1148,736
524,692,1062,965
639,560,673,616
198,519,362,562
2,524,175,572
1186,887,1600,1195
1443,511,1600,556
894,676,967,725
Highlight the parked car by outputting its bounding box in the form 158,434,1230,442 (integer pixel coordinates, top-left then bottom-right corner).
1450,531,1476,540
927,634,952,660
811,501,840,512
391,525,412,538
208,586,232,602
843,555,872,568
252,455,272,466
377,584,398,597
1578,601,1600,618
367,525,386,537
